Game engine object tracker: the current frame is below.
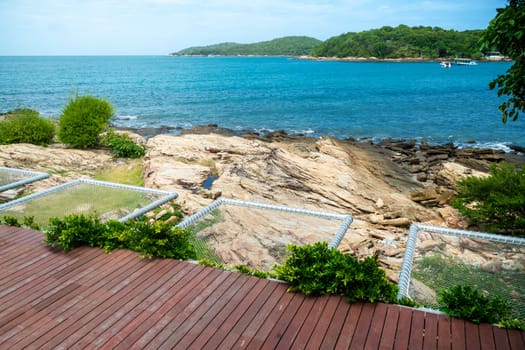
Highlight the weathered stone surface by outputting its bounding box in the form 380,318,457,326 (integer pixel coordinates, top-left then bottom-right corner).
436,162,488,188
143,133,445,272
3,133,523,280
0,143,114,194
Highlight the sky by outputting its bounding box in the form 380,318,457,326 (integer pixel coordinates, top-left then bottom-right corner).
0,0,507,55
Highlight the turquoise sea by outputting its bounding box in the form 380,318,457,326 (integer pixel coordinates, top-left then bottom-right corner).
0,56,522,149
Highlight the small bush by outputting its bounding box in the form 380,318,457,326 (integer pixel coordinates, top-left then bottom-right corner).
0,215,40,230
273,242,398,303
234,264,271,278
58,95,114,148
0,109,55,146
452,162,525,236
101,129,145,158
498,318,525,331
44,214,197,260
438,285,510,324
1,215,21,227
45,214,107,251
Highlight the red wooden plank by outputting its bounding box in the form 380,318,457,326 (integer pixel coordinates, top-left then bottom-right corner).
408,307,425,349
0,239,54,274
437,314,452,350
3,226,524,350
26,251,149,349
292,294,332,349
493,327,511,350
196,278,272,350
378,305,400,350
507,329,525,350
0,247,76,282
316,296,350,350
334,302,364,350
364,302,389,349
162,274,255,350
69,259,178,349
393,305,413,350
274,295,318,350
100,262,202,349
147,271,241,349
127,268,226,349
0,247,99,304
258,292,307,350
232,282,291,348
465,321,481,349
1,282,89,348
423,312,439,350
0,248,105,321
349,303,376,348
451,316,466,350
85,261,189,349
479,323,496,350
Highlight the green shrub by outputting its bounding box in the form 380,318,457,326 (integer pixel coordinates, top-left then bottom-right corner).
121,220,196,259
45,214,107,251
1,215,21,227
0,215,41,230
452,162,525,236
44,214,197,260
58,95,114,148
0,109,55,146
101,129,145,158
498,318,525,331
273,242,398,303
438,285,510,324
234,264,271,278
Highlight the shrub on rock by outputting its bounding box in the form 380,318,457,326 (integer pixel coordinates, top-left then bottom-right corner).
58,95,114,148
0,109,55,146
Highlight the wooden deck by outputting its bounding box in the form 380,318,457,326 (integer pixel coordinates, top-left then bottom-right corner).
1,225,524,349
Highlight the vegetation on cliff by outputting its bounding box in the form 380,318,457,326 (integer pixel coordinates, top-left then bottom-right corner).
311,25,484,59
171,36,322,56
452,161,525,236
481,0,525,123
0,109,55,146
173,25,486,59
58,95,114,148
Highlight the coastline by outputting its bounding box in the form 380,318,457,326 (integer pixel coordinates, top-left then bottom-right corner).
116,123,525,156
295,55,514,63
296,55,440,63
2,125,524,278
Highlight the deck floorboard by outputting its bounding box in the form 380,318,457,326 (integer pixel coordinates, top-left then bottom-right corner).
1,225,523,350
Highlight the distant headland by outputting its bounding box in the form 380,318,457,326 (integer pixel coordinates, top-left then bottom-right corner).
170,25,497,61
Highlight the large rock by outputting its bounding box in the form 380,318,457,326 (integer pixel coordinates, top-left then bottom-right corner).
0,143,114,194
436,162,488,188
144,133,443,271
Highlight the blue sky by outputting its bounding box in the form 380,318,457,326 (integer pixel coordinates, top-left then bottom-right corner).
0,0,506,55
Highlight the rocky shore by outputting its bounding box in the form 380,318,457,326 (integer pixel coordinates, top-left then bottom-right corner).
1,127,523,279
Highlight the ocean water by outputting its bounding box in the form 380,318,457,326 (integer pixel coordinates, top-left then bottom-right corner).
0,56,522,149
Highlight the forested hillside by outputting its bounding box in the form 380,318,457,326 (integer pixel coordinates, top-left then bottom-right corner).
311,25,484,59
172,36,322,56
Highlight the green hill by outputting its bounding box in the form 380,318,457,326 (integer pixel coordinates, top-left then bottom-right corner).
311,25,485,59
171,36,322,56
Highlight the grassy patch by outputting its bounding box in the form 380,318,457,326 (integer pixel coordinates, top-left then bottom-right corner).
412,254,525,318
94,159,144,186
186,209,223,264
1,183,154,227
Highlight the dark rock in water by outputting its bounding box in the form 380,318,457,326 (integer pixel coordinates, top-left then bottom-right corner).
510,144,525,154
180,124,236,136
116,125,179,138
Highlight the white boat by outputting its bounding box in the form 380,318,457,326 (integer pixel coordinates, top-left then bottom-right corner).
454,58,478,66
440,61,452,68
